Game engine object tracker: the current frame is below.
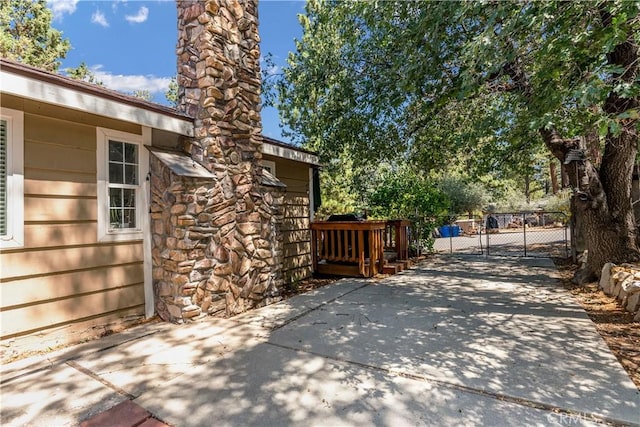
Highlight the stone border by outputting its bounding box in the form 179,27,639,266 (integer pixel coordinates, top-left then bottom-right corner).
599,262,640,321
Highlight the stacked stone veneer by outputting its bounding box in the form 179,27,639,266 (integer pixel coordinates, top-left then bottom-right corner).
599,263,640,322
151,0,284,323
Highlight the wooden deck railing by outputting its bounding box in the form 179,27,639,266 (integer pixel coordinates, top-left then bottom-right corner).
311,221,386,277
384,220,410,261
311,220,410,277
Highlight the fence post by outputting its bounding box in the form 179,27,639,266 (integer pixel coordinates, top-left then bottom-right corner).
522,212,527,257
565,219,569,258
486,218,490,256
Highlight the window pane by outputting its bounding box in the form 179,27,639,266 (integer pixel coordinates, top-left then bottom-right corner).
109,208,122,229
109,188,122,208
123,189,136,208
123,209,136,228
109,162,123,184
124,164,137,185
109,141,123,162
124,143,137,164
105,138,139,234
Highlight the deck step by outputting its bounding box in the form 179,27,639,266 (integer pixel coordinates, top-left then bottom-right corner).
382,265,398,274
382,261,406,274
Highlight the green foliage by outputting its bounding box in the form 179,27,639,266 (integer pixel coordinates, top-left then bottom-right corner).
543,189,572,223
274,0,638,198
367,167,448,220
165,77,178,107
366,166,449,251
488,185,529,212
437,176,490,216
65,62,102,85
314,151,372,219
0,0,70,71
129,90,153,102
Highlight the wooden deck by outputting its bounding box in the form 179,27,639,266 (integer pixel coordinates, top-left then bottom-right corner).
311,220,411,277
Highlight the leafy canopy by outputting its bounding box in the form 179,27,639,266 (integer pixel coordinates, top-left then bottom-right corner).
0,0,70,71
272,0,639,180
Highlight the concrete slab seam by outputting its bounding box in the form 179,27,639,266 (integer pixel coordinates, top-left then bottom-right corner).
0,331,160,386
265,341,637,427
66,360,136,400
269,282,371,332
95,331,160,354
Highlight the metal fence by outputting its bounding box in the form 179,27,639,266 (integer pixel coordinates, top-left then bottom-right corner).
433,211,569,258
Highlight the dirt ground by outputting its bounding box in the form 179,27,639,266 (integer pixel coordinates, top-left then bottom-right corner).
553,258,640,390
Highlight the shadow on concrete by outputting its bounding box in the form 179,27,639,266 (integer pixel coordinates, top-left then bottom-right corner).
1,255,639,426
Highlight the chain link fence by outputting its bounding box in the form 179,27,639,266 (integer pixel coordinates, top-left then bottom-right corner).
433,211,569,258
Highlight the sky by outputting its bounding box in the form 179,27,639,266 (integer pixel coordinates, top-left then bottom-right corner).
45,0,306,143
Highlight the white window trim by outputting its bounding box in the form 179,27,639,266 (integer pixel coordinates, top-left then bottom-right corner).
1,107,24,249
261,159,276,176
97,127,149,242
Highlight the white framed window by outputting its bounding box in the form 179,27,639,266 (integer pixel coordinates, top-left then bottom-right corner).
0,107,24,249
97,128,149,242
261,159,276,176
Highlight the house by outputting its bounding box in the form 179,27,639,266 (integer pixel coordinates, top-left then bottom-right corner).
0,48,319,356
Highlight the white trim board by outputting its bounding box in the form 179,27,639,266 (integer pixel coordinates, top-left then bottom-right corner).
263,141,320,166
1,70,193,137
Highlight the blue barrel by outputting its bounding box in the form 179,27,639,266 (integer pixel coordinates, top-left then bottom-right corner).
440,225,460,237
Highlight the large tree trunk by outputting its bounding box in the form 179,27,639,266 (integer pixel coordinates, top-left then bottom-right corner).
540,126,639,282
535,9,640,282
549,158,559,194
497,9,639,281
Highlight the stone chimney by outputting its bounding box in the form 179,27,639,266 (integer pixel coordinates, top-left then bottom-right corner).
150,0,284,323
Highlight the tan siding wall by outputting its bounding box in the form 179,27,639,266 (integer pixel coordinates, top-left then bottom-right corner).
265,156,313,284
0,97,146,354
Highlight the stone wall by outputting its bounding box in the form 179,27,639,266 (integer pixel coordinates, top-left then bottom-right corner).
599,263,640,322
150,0,284,323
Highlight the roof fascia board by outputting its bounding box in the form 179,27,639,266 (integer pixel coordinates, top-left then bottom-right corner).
263,140,319,165
1,70,194,137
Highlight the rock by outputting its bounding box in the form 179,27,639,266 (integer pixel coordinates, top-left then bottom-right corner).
623,280,640,295
213,245,230,262
214,262,233,276
182,304,202,318
194,258,214,270
572,267,597,285
599,262,614,294
157,281,173,297
167,304,183,321
626,292,640,313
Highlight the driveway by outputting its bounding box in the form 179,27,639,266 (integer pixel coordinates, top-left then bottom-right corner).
1,256,639,426
434,228,569,257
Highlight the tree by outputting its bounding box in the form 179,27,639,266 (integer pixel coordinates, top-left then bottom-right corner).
437,177,489,218
165,77,178,107
129,90,153,102
0,0,70,71
367,166,449,251
274,0,639,280
65,62,103,85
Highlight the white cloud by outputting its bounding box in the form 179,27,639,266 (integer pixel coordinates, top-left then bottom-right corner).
47,0,79,20
92,66,172,95
111,1,127,13
125,6,149,24
91,10,109,27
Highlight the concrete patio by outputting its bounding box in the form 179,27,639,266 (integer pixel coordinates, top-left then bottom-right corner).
1,255,639,426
